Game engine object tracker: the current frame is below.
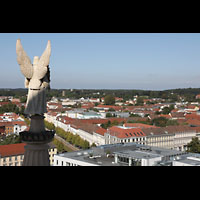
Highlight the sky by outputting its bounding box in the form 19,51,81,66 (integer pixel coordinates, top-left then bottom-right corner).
1,33,200,90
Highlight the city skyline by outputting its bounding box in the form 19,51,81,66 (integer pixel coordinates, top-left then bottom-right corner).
1,33,200,90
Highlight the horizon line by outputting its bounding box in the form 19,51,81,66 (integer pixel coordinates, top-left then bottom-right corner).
0,87,200,91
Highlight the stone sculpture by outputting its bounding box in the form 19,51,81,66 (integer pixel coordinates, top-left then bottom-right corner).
16,39,54,166
16,39,51,116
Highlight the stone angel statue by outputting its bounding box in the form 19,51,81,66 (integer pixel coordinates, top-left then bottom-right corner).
16,39,51,116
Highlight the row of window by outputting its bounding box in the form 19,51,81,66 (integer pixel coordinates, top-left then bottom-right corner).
175,133,196,138
125,132,144,137
1,155,24,162
2,161,23,166
117,156,142,166
147,136,172,142
121,137,146,143
55,160,79,166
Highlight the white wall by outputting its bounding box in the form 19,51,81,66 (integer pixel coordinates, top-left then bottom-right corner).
141,157,162,166
54,155,98,166
45,113,106,146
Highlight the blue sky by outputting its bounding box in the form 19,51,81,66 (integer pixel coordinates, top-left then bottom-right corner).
1,33,200,90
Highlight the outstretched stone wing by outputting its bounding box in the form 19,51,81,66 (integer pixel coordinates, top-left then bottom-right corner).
36,40,51,80
16,39,33,79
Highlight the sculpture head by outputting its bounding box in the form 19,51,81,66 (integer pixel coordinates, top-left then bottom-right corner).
33,56,39,66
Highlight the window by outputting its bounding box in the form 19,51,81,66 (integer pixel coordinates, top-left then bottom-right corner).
129,133,133,136
66,162,70,166
125,133,128,137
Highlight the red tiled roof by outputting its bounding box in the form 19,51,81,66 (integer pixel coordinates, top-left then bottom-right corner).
159,114,172,119
142,125,195,136
94,127,107,136
0,121,13,127
108,126,146,138
0,143,25,157
0,121,27,127
124,123,158,129
185,113,200,120
186,119,200,126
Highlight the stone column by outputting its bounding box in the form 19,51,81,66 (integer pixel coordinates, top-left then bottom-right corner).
23,143,50,166
20,115,55,166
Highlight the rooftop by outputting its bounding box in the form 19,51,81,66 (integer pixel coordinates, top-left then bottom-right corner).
54,142,189,166
0,143,26,157
108,126,146,138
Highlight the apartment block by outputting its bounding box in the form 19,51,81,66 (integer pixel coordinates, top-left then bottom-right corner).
0,142,57,166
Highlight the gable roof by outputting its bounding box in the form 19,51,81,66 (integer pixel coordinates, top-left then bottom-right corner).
124,123,158,129
94,127,107,136
108,126,146,138
142,125,195,136
0,143,25,157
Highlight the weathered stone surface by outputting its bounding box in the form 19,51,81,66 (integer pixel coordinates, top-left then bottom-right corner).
16,39,54,166
16,39,51,115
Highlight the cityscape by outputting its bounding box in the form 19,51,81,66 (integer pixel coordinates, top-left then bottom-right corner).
1,33,200,166
1,88,200,166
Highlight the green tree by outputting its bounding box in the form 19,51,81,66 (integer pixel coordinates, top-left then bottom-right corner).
66,132,73,144
135,97,144,106
152,117,168,127
44,120,55,130
20,96,27,103
53,138,65,153
186,137,200,153
104,95,115,105
82,140,90,149
91,143,96,147
106,113,113,118
0,135,21,145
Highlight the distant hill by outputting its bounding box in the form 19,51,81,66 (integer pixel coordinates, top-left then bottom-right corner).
0,88,200,101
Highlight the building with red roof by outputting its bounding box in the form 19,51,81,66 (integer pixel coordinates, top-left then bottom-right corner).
0,142,57,166
0,143,25,166
105,126,146,145
124,123,158,129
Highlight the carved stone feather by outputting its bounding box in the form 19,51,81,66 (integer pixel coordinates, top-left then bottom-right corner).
16,39,33,79
36,40,51,80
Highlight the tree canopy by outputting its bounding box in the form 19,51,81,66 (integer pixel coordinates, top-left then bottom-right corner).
104,95,115,105
186,137,200,153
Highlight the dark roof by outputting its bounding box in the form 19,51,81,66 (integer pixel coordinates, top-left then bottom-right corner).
142,125,195,136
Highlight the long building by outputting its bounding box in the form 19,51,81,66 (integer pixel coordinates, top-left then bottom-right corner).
45,112,200,151
105,125,198,151
0,143,57,166
54,142,200,166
